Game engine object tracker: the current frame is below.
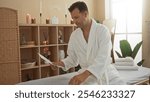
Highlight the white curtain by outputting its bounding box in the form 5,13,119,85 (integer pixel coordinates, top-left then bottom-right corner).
106,0,142,64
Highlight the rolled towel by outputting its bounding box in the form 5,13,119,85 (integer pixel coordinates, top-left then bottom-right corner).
115,57,133,62
115,61,134,66
115,65,139,71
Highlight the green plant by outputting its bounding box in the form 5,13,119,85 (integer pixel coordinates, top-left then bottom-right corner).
115,40,144,66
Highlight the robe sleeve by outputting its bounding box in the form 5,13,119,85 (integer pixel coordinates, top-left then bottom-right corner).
86,26,112,81
61,33,79,71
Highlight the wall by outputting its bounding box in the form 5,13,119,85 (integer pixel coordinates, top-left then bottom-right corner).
95,0,105,23
0,0,104,24
142,0,150,67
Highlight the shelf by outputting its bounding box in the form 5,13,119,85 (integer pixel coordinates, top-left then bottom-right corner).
20,45,39,48
58,43,68,46
40,64,50,67
19,24,75,82
19,24,39,26
40,44,58,47
21,66,39,71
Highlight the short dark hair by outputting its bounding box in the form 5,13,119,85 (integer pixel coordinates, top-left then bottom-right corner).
68,1,88,13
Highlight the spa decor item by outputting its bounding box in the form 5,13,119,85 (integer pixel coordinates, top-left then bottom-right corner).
115,40,144,66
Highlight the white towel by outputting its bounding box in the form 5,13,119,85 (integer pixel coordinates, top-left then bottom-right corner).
115,65,139,71
115,61,134,66
115,57,133,62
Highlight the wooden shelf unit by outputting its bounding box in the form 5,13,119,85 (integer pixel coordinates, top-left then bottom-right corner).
19,24,75,82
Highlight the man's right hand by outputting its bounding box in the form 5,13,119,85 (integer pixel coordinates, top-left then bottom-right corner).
50,63,59,70
50,61,65,70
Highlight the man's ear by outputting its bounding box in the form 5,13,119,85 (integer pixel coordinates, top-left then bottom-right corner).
85,11,88,17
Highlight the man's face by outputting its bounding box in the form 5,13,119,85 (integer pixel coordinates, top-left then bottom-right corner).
70,8,87,28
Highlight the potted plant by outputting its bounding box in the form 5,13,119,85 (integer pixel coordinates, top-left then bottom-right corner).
115,40,144,66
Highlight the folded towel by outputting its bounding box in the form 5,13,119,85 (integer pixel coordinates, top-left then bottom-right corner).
115,57,133,62
115,61,134,66
115,65,139,71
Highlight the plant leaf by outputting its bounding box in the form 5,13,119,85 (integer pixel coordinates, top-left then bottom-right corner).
137,59,144,66
131,41,143,59
120,40,132,58
115,51,122,58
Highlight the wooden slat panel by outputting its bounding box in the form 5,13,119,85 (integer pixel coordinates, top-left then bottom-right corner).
0,8,18,28
0,41,19,63
0,63,20,84
0,7,20,84
0,28,18,41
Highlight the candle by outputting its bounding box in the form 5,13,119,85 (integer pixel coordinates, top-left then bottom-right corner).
26,14,31,24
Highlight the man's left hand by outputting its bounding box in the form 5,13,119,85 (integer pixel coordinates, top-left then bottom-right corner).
69,70,91,85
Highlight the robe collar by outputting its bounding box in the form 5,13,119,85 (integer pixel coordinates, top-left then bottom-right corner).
86,19,97,60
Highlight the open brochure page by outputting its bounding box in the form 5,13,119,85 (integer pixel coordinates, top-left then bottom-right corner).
38,53,65,70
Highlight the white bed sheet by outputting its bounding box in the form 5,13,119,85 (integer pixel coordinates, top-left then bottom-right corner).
119,67,150,84
18,67,150,85
18,72,78,85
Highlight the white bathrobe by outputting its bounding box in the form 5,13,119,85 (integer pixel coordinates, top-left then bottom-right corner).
62,19,124,85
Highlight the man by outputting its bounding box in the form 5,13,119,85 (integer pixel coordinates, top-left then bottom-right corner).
52,1,124,85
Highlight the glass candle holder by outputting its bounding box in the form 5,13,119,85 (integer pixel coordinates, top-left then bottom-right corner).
31,18,36,24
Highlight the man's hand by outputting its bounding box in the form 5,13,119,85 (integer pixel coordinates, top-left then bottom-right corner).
69,70,91,85
50,61,65,70
50,64,59,70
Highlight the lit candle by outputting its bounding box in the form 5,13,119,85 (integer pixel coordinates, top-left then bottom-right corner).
26,13,31,24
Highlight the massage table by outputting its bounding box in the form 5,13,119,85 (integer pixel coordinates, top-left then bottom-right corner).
18,67,150,85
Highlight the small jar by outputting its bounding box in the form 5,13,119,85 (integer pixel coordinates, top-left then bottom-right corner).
59,50,65,60
51,16,59,24
42,40,48,45
21,34,26,45
70,20,74,24
31,18,36,24
46,18,50,24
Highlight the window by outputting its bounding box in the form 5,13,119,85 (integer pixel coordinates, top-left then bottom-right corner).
108,0,142,63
